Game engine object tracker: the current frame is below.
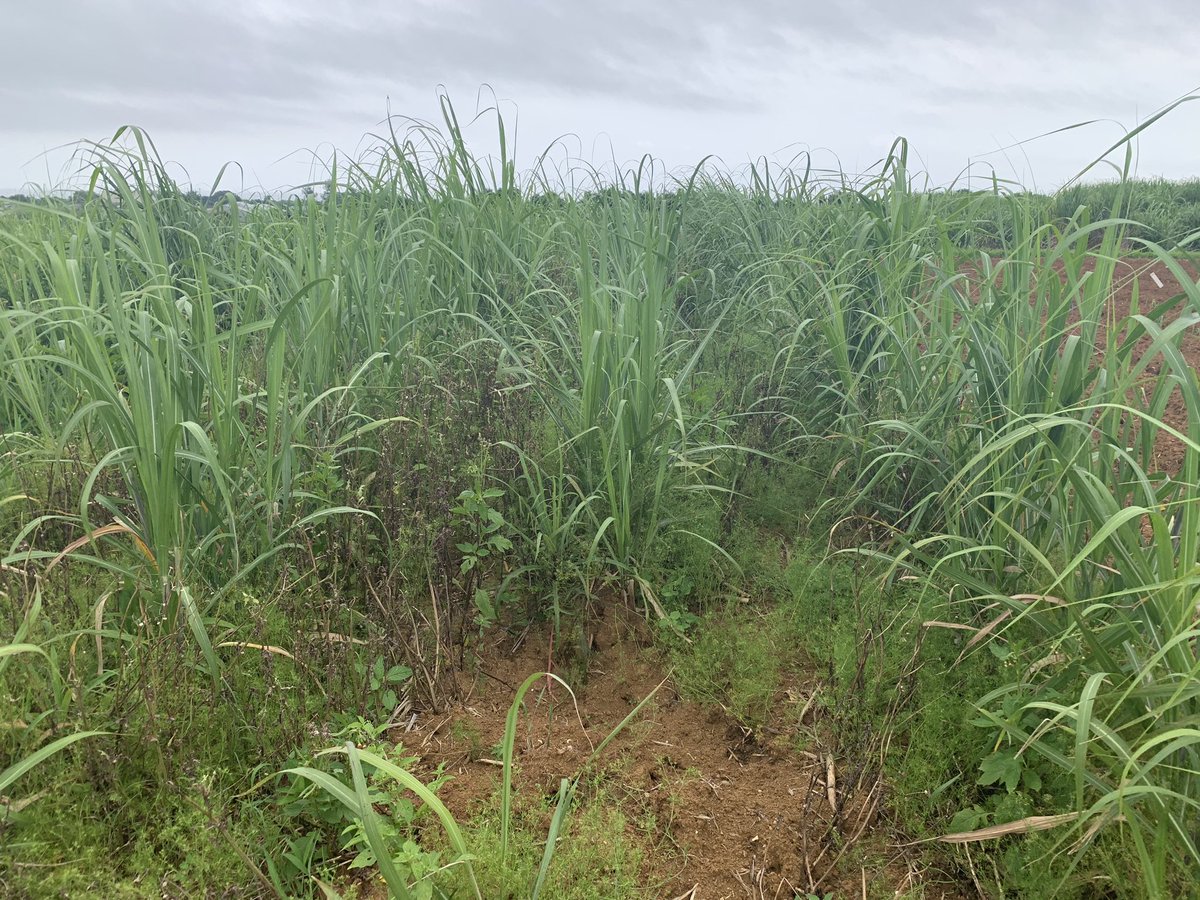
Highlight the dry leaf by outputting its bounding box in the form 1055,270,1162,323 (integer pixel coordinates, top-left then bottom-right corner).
939,813,1078,843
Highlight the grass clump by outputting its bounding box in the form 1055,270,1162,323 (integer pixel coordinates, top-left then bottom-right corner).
445,790,644,900
671,608,784,734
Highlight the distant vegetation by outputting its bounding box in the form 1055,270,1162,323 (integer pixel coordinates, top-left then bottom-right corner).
1,106,1198,897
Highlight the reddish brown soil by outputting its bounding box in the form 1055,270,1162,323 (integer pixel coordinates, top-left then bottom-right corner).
959,255,1200,475
1088,257,1199,475
396,606,962,899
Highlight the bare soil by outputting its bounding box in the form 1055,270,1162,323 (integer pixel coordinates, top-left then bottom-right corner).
397,604,962,899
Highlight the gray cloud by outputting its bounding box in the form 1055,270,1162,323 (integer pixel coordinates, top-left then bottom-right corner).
3,0,1199,191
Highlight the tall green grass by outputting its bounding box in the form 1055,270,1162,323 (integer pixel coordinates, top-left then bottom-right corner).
2,98,1199,895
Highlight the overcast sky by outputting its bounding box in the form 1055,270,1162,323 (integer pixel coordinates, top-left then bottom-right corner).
3,0,1199,195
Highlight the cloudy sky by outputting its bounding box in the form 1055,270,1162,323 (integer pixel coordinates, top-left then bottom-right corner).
3,0,1199,195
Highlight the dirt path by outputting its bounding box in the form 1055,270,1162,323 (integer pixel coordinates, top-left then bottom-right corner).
398,607,958,899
